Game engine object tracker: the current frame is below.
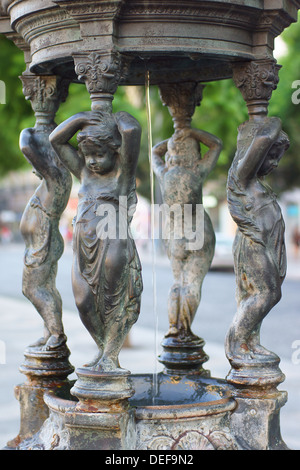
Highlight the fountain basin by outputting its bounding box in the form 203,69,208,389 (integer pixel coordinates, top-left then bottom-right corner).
16,373,238,450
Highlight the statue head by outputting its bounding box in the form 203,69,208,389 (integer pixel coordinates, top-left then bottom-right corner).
258,131,290,177
77,115,121,175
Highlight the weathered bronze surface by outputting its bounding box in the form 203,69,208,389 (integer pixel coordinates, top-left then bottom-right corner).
226,59,290,389
2,0,300,84
20,73,72,351
5,72,75,449
153,82,222,374
49,51,143,376
49,51,143,417
1,0,300,452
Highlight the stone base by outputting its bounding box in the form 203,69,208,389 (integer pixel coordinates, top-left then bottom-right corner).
17,381,135,451
5,382,51,449
19,344,74,382
230,389,289,450
11,372,290,451
5,344,74,449
15,373,238,450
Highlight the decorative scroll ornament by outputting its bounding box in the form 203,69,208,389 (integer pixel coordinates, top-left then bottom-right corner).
233,60,280,100
20,74,69,115
159,82,205,124
140,429,238,450
233,60,280,116
74,50,122,96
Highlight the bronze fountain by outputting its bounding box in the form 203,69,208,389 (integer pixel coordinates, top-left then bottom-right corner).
1,0,299,450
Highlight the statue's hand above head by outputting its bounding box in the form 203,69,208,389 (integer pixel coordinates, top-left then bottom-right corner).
256,117,282,139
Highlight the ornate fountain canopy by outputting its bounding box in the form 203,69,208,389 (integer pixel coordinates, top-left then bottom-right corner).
1,0,300,84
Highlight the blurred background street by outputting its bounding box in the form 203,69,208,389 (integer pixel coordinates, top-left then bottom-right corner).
0,242,299,450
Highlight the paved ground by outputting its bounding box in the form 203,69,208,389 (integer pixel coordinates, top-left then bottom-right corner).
0,244,299,450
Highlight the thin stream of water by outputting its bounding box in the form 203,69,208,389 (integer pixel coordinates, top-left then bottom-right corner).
145,70,159,403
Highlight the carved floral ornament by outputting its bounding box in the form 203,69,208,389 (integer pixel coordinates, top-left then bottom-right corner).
74,51,123,95
19,75,69,111
159,82,205,118
232,60,280,103
53,0,124,19
20,75,56,109
139,429,238,451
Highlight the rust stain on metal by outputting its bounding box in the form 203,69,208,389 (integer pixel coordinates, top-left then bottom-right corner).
50,433,60,450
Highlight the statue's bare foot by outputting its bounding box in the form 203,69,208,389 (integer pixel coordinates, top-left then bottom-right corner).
44,334,67,351
91,355,126,374
165,326,179,337
83,351,103,368
226,332,279,365
249,342,279,363
29,336,49,349
225,328,253,362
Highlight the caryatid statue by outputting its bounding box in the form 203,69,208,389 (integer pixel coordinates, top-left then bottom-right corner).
19,74,72,352
226,60,290,387
152,82,222,372
50,52,143,374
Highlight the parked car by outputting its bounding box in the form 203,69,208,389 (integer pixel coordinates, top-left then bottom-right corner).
210,232,235,271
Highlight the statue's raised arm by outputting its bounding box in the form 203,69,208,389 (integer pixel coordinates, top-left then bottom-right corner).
188,128,222,177
152,139,168,186
114,111,141,191
49,112,93,180
235,117,282,185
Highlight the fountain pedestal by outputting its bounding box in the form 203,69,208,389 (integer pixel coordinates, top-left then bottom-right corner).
6,345,74,449
16,373,238,450
1,0,299,451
